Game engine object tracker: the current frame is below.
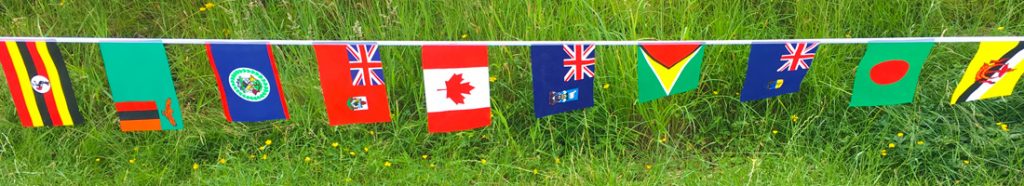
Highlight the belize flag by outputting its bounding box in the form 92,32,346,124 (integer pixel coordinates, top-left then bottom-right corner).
530,44,595,118
206,43,290,122
739,42,819,101
421,45,491,133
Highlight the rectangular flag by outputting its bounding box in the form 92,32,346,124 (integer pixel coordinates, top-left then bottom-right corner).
850,41,935,106
206,43,289,122
422,45,491,133
530,44,595,117
637,43,704,102
0,41,83,127
100,42,183,132
950,41,1024,104
740,42,819,101
313,43,392,125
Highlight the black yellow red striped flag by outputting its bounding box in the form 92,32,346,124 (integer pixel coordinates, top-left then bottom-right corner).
0,41,83,127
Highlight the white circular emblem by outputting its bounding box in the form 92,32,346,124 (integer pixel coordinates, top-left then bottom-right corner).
228,68,271,102
30,75,51,94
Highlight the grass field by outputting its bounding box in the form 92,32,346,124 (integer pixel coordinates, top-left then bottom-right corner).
1,0,1024,184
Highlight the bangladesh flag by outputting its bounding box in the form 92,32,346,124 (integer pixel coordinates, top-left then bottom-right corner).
849,41,935,106
637,43,704,102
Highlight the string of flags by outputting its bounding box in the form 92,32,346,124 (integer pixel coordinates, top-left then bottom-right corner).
1,36,1024,133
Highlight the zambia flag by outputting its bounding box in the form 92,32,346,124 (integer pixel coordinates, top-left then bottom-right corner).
850,41,935,106
100,42,183,132
637,43,704,103
0,41,83,127
950,41,1024,104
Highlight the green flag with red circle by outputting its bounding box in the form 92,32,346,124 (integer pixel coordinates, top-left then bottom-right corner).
850,41,935,106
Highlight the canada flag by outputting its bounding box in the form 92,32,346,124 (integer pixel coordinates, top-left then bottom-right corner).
421,45,491,133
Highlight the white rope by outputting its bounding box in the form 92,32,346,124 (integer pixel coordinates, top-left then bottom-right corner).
1,36,1023,46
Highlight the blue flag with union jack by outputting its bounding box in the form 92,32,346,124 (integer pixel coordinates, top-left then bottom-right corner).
740,42,819,101
530,44,596,118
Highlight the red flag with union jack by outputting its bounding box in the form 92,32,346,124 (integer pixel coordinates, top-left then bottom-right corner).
313,43,392,125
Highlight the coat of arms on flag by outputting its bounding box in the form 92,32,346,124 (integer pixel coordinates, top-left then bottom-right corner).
950,41,1024,104
740,42,818,101
421,45,491,133
207,43,290,122
636,43,704,103
0,41,83,127
314,43,392,125
100,42,183,132
530,44,596,118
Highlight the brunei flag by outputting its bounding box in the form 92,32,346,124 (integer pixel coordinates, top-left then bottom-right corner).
100,42,183,132
636,43,705,103
0,41,83,127
950,41,1024,104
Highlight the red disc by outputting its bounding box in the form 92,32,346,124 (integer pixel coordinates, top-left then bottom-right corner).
869,60,909,85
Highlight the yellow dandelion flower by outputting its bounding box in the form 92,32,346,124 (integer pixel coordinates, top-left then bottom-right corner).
199,7,207,12
192,163,199,170
998,26,1005,31
129,159,136,164
555,157,561,164
59,0,64,6
658,137,667,143
304,157,312,163
265,139,273,146
369,130,376,135
363,147,369,152
384,161,392,167
603,83,609,89
897,132,904,137
772,129,779,135
845,32,852,38
332,142,339,148
790,115,798,122
881,149,887,157
963,160,970,165
349,151,356,156
916,140,924,145
219,159,227,164
133,147,139,152
249,154,256,160
644,164,652,170
95,158,101,162
205,2,215,9
422,155,429,160
489,76,497,82
712,91,719,95
1000,124,1009,132
461,34,468,39
258,146,266,151
344,178,353,182
429,163,436,168
480,159,487,165
261,154,268,160
888,143,895,148
533,169,539,175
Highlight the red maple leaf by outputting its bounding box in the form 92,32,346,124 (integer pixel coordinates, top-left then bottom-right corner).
438,73,475,104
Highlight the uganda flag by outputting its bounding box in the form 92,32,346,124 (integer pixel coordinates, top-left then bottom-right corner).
100,42,183,132
636,43,704,103
0,41,83,127
850,41,935,106
950,41,1024,104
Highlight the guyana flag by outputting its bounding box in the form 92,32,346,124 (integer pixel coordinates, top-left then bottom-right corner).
100,42,183,132
0,41,83,127
636,43,704,103
950,41,1024,104
850,41,935,106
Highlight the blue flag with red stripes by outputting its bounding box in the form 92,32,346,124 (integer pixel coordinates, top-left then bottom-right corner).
530,44,596,118
740,42,819,101
206,43,290,122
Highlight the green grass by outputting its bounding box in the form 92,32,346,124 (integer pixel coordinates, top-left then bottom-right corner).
1,0,1023,184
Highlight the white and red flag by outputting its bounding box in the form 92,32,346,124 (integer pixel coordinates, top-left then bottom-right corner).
421,45,491,133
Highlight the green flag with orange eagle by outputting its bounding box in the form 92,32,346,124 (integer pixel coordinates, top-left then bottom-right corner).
850,41,935,106
100,42,183,132
637,43,705,102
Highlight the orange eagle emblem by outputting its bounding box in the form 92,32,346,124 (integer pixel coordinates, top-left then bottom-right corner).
975,58,1014,84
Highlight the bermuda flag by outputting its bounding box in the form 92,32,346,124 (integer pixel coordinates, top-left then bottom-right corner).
421,45,491,133
206,43,290,122
530,44,595,118
740,42,819,101
313,43,392,125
